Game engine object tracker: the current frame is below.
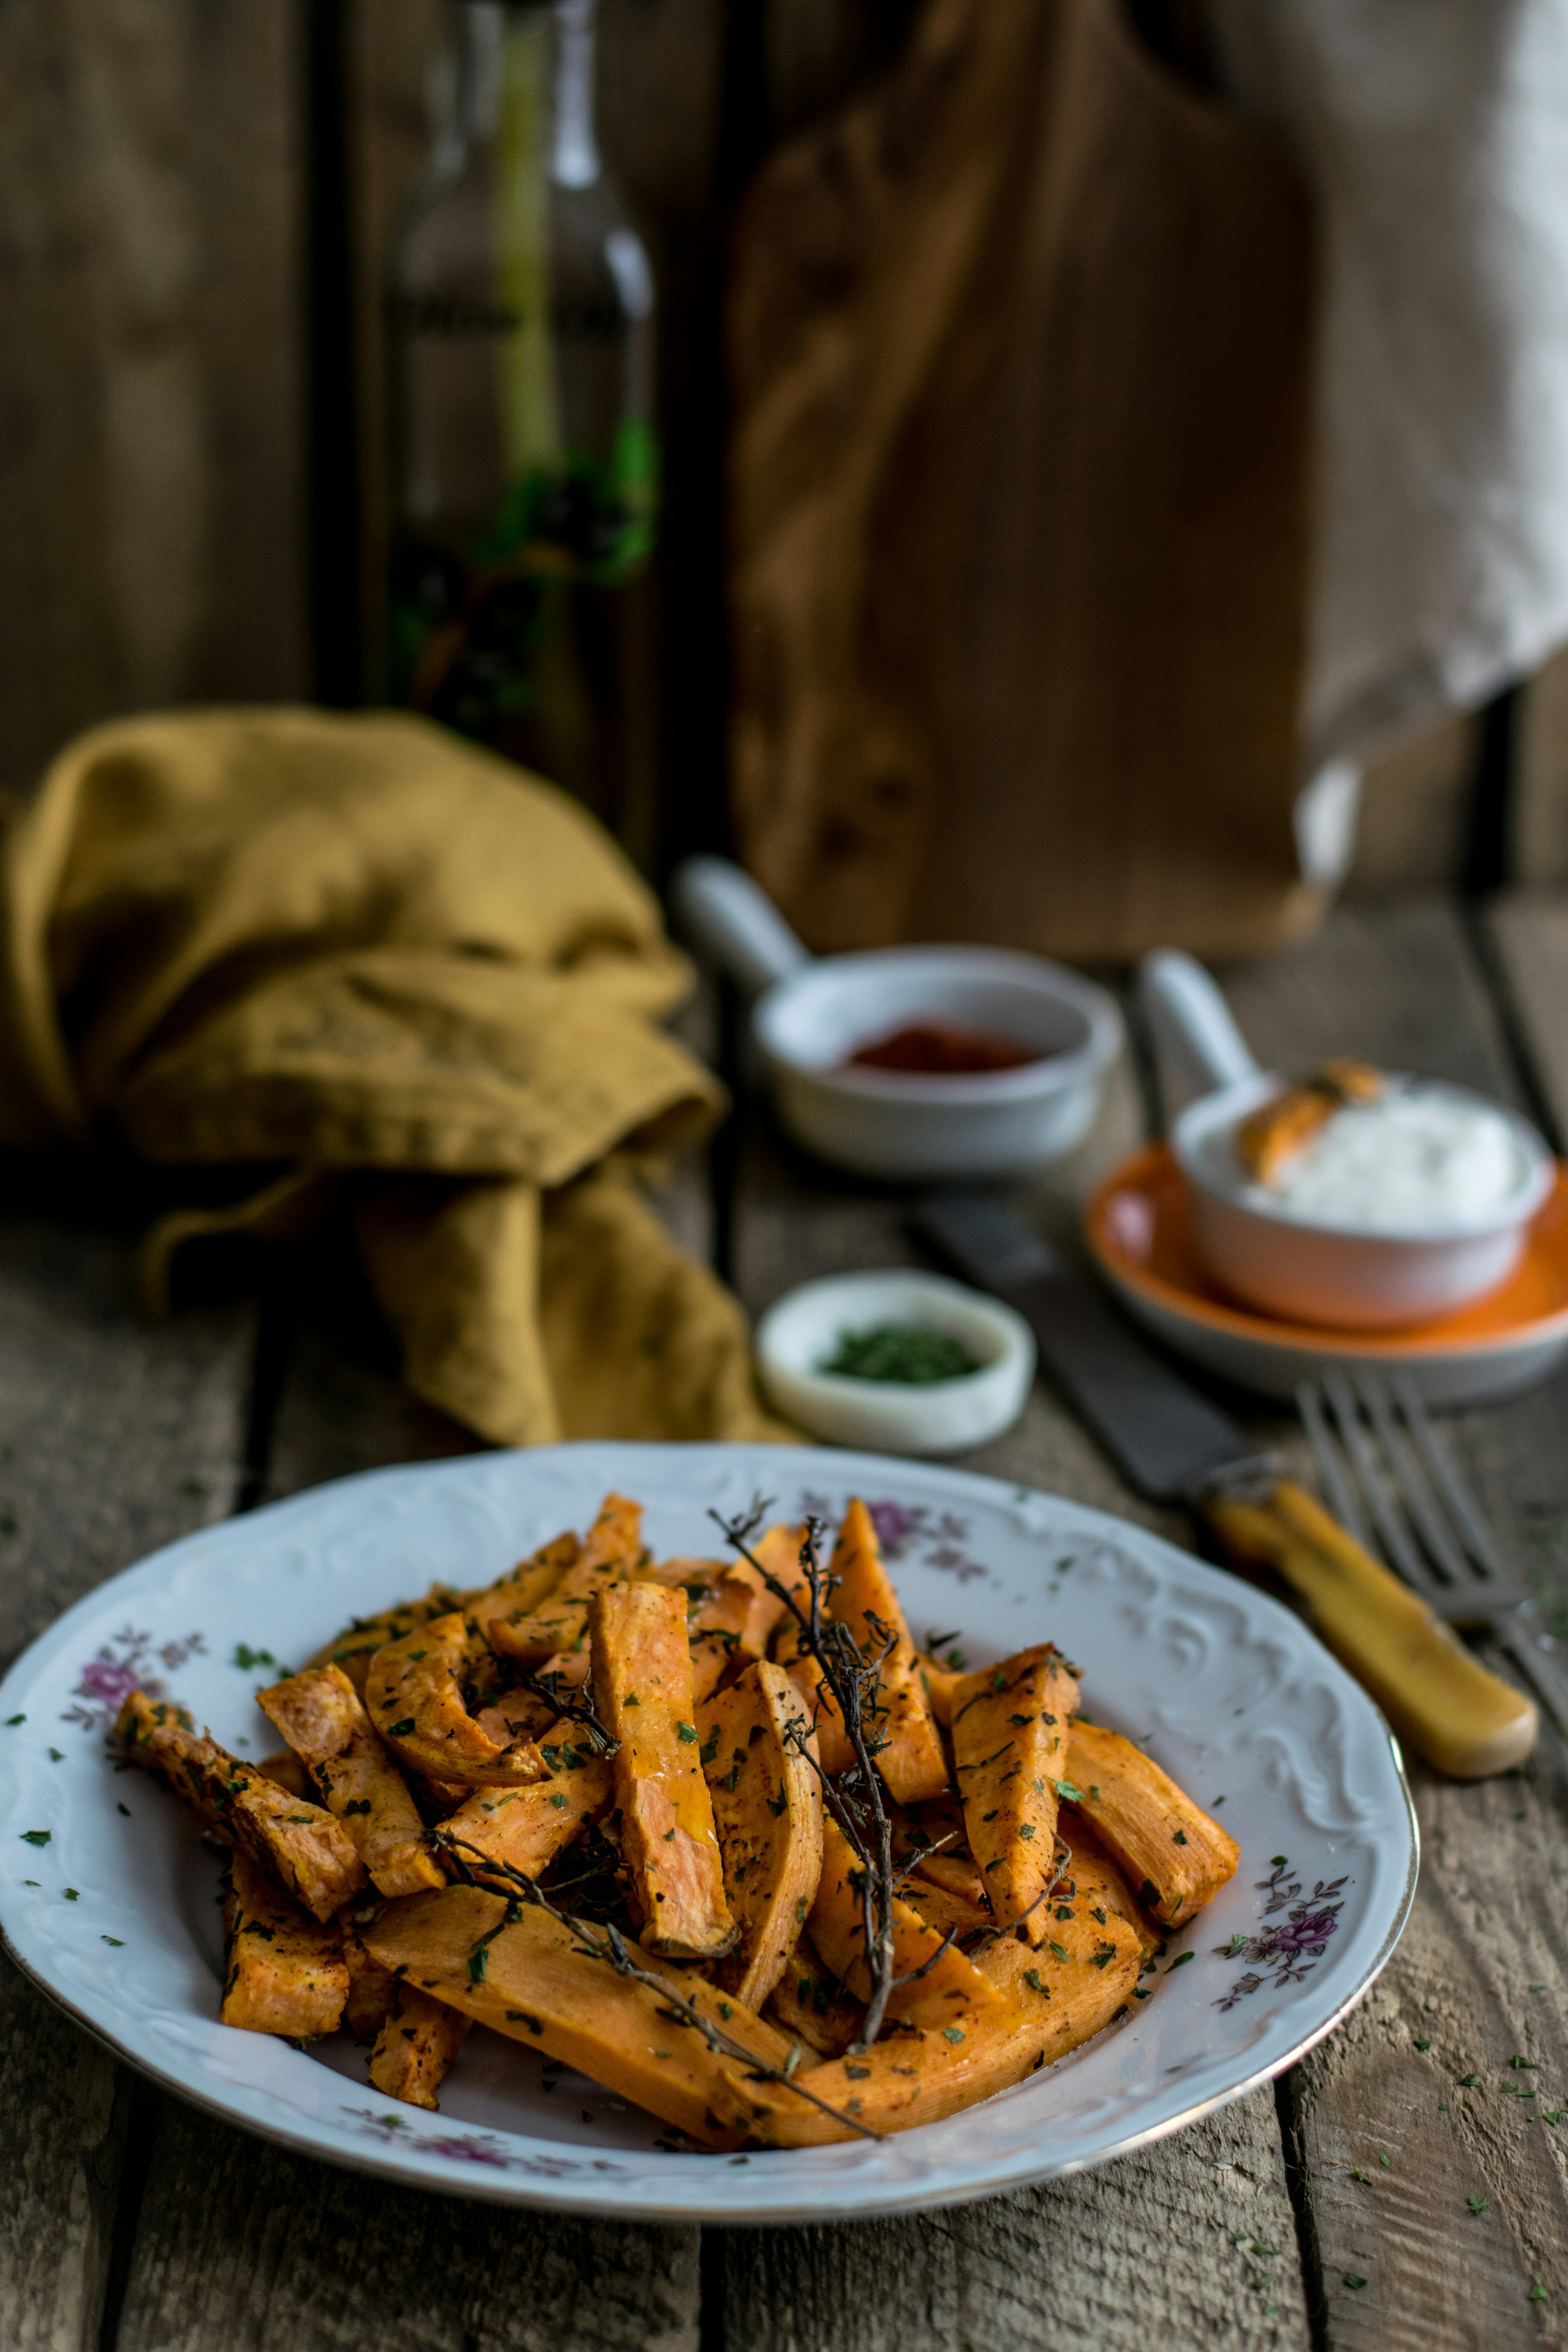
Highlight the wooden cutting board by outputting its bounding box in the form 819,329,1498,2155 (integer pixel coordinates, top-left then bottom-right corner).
728,0,1317,964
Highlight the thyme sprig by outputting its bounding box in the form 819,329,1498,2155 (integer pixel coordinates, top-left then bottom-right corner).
711,1499,905,2052
509,1668,620,1757
434,1831,878,2141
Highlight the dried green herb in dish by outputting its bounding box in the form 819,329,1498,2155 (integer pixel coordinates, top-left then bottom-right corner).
819,1324,982,1385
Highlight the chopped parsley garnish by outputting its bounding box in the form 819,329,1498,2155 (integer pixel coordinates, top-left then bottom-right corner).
820,1324,982,1384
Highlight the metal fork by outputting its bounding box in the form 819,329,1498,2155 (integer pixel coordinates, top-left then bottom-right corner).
1297,1366,1568,1748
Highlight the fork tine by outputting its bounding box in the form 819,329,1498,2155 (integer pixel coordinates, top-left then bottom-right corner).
1386,1373,1568,1747
1320,1366,1439,1592
1296,1380,1377,1552
1350,1369,1470,1589
1389,1371,1508,1581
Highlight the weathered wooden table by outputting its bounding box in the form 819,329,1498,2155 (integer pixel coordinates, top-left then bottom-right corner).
4,892,1567,2352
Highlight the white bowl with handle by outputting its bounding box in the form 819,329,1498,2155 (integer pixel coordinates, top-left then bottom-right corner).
670,858,1123,1184
1138,949,1555,1331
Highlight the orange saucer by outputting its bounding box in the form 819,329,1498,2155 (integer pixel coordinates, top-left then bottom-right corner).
1084,1145,1568,1404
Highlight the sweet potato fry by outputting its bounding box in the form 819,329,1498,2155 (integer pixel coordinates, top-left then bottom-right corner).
343,1910,399,2041
486,1492,644,1666
701,1661,823,2009
1064,1721,1240,1926
258,1749,315,1804
771,1619,857,1773
221,1848,348,2036
363,1885,802,2149
826,1499,949,1803
911,1851,990,1909
466,1528,580,1651
916,1653,964,1727
744,2014,1032,2143
808,1816,1000,2033
764,1932,864,2057
473,1693,557,1747
439,1731,613,1883
368,1980,471,2109
365,1614,550,1789
971,1862,1143,2049
950,1643,1080,1943
900,1877,989,1940
258,1663,443,1898
309,1584,468,1692
591,1581,737,1959
685,1523,813,1700
752,1872,1146,2147
118,1690,365,1920
1059,1814,1162,1958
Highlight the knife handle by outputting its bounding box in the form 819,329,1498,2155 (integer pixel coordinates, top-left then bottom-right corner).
1203,1479,1537,1779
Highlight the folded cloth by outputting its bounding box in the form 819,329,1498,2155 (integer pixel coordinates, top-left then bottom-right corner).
1208,0,1568,769
0,706,784,1446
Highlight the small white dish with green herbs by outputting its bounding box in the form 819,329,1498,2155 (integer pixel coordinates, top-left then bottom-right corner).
755,1270,1035,1454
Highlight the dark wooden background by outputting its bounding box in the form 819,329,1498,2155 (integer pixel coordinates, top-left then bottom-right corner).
1,0,1566,889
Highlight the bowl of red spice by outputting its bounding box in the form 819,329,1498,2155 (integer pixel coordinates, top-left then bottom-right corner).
671,858,1123,1181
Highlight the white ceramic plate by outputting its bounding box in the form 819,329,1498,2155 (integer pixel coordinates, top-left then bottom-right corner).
0,1443,1416,2223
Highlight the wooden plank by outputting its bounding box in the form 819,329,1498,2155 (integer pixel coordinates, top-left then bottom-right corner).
1348,715,1480,891
260,1234,483,1502
718,2091,1310,2349
1488,891,1568,1143
1214,896,1568,2341
0,0,306,795
114,2094,699,2352
0,1188,253,2352
1517,650,1568,887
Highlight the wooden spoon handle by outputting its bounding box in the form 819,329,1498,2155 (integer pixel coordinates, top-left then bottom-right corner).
1203,1478,1537,1779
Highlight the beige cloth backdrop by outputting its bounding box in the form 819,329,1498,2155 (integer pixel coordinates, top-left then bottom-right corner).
0,707,783,1448
729,0,1318,964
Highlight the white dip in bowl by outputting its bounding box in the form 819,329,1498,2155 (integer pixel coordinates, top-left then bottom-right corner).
1173,1076,1555,1329
1241,1087,1528,1232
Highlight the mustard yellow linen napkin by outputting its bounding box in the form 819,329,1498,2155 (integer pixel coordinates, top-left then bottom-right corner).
0,707,785,1445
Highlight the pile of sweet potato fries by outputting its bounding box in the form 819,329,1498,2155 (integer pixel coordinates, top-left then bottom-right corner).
115,1492,1238,2147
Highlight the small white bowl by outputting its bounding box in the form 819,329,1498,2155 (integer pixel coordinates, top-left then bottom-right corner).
755,1270,1036,1455
1141,949,1558,1332
671,858,1123,1183
1173,1073,1555,1330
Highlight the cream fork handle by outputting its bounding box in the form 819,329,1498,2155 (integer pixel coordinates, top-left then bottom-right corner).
1205,1478,1539,1779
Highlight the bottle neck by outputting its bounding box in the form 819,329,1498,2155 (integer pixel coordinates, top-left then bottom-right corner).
550,0,600,189
446,2,599,185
